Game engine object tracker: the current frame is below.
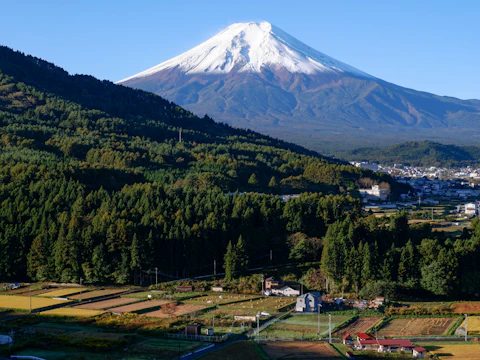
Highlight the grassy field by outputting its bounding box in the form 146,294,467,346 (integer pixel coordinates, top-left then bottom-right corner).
0,294,71,310
39,308,104,317
377,317,457,336
201,341,266,360
184,294,259,306
259,341,342,359
262,314,352,339
420,342,480,360
39,288,87,298
221,297,295,315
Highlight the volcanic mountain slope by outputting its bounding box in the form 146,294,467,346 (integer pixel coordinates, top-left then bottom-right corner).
119,21,480,153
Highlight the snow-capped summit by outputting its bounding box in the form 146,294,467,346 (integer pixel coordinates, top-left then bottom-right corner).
118,21,371,82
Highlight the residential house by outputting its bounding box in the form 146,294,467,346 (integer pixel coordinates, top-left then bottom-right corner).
359,185,388,202
413,347,427,358
356,338,415,354
295,292,321,312
265,277,283,290
270,284,301,297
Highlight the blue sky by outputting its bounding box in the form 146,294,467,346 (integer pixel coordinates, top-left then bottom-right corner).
2,0,479,99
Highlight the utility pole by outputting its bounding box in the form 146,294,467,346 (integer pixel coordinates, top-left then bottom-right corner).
213,315,215,333
154,267,158,288
317,304,321,338
328,314,332,344
29,287,32,313
465,314,468,342
79,278,83,302
257,314,260,337
179,129,182,142
270,250,273,262
214,260,216,276
261,274,265,295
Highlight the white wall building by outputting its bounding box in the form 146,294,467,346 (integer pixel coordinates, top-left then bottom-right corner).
359,185,388,202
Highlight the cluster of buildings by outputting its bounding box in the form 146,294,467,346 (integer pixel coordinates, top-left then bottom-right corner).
343,333,426,358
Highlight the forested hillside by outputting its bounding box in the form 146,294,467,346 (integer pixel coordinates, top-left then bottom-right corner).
0,46,398,283
338,140,480,167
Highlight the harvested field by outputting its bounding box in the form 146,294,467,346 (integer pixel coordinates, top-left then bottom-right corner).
452,302,480,314
421,342,480,360
260,341,342,359
184,294,259,306
0,294,70,310
69,289,125,300
75,297,139,310
122,291,202,300
40,308,104,317
459,316,480,334
141,303,207,318
333,317,381,337
109,300,171,314
202,341,265,360
377,317,456,336
262,315,351,339
39,288,86,298
17,288,58,296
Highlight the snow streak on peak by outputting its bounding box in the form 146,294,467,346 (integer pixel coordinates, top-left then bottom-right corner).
118,21,372,82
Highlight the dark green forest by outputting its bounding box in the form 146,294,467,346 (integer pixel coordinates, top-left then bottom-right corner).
338,140,480,167
0,46,397,283
2,46,480,299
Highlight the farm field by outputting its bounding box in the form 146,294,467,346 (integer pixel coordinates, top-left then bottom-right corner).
333,317,382,337
130,338,204,359
420,342,480,360
459,316,480,334
75,297,139,310
262,314,352,339
184,294,259,306
377,317,457,336
0,294,71,310
69,289,125,300
39,288,87,298
202,341,266,360
259,341,342,359
39,308,104,317
17,288,57,296
141,303,207,318
122,291,202,300
452,302,480,314
222,297,295,315
109,300,171,313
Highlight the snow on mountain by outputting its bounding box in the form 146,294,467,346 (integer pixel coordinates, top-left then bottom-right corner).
118,21,372,83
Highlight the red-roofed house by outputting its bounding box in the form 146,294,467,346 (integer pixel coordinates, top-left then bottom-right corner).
413,347,427,358
356,333,376,341
356,339,415,353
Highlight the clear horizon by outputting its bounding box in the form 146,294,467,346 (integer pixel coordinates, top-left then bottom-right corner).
2,0,479,100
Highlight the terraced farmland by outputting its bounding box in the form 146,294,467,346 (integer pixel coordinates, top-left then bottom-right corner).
109,300,171,314
75,297,139,310
377,317,457,336
39,308,104,317
184,294,259,306
452,302,480,314
69,289,125,300
333,317,382,337
262,314,352,339
459,316,480,334
221,297,295,315
141,303,208,318
39,288,87,298
421,342,480,359
0,295,70,310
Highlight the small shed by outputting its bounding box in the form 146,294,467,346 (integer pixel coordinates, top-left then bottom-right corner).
211,286,223,292
185,323,201,336
342,333,353,345
204,328,214,336
176,286,193,292
413,347,427,358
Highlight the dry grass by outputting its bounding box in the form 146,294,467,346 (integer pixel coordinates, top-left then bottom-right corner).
0,294,70,310
377,318,456,336
39,308,104,317
260,341,342,359
452,302,480,314
39,288,86,298
184,294,259,306
459,316,480,334
69,289,125,300
422,342,480,359
221,297,295,314
76,298,139,310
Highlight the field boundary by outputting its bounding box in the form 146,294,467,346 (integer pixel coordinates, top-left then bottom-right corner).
446,316,464,336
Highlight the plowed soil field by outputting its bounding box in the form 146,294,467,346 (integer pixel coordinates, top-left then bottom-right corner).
260,341,342,359
334,317,381,337
377,318,456,336
76,297,139,310
108,300,171,313
141,304,207,318
452,302,480,314
69,289,125,300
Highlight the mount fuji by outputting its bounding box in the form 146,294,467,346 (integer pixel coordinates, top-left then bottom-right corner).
118,22,480,153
